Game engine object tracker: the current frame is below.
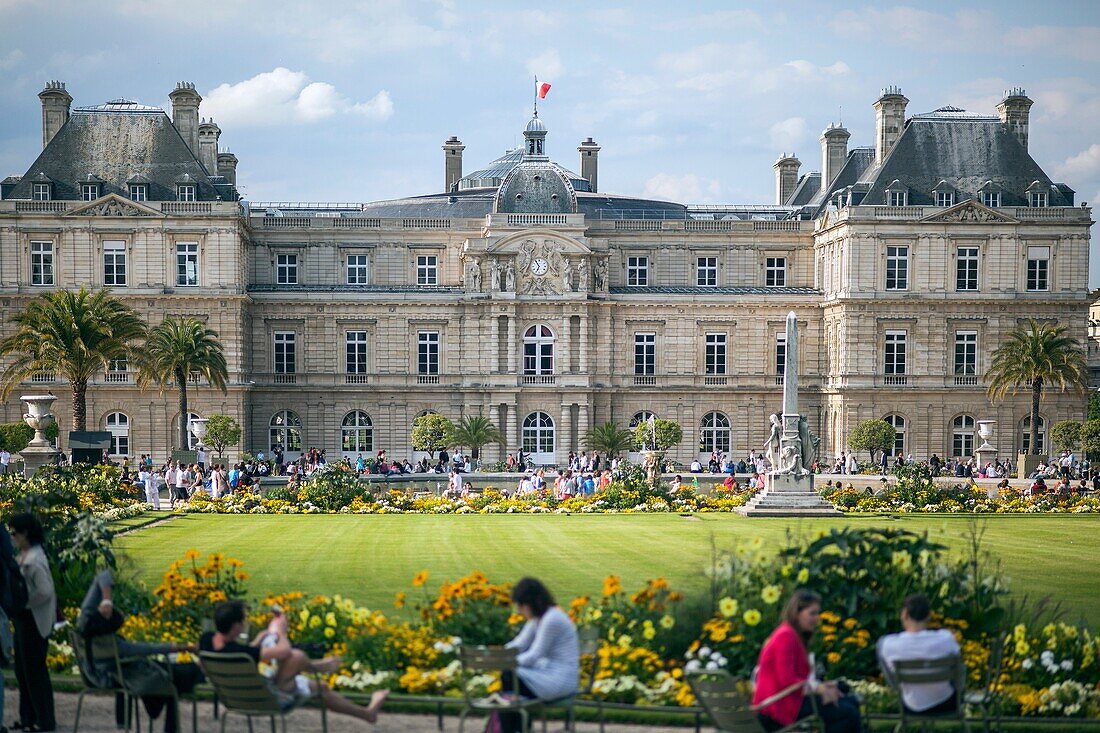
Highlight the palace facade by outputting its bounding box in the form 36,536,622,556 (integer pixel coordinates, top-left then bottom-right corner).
0,81,1091,465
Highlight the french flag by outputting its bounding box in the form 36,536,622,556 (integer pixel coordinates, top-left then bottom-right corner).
536,80,551,99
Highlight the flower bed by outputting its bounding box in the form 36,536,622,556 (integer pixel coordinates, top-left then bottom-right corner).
40,525,1100,720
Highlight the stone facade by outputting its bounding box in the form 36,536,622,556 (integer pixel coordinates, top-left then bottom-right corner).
0,82,1092,465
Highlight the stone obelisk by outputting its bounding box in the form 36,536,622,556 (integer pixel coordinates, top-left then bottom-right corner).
738,311,840,516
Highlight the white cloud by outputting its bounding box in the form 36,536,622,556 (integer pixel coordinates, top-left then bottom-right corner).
1003,25,1100,63
658,43,851,95
769,117,807,152
0,49,24,70
527,49,564,81
202,68,392,127
1055,144,1100,183
642,173,721,203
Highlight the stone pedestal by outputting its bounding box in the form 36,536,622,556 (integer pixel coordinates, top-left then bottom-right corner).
737,472,841,516
1016,452,1043,480
18,394,60,475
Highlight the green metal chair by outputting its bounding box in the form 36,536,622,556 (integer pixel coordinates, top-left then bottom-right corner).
198,650,327,733
688,669,824,733
457,645,546,733
882,653,970,733
963,634,1006,733
542,626,601,733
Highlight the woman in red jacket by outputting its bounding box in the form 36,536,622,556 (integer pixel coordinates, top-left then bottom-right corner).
753,590,861,732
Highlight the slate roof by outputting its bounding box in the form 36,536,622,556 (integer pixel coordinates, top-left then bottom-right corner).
785,172,821,206
355,190,688,220
458,147,591,192
810,147,876,214
610,286,820,296
5,102,237,202
857,113,1070,207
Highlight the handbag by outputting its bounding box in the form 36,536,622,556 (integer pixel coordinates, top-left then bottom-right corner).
483,711,502,733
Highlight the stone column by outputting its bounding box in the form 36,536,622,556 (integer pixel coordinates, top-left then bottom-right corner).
579,316,590,373
506,402,518,458
490,316,500,373
507,317,517,374
559,403,572,463
561,316,572,375
578,402,590,451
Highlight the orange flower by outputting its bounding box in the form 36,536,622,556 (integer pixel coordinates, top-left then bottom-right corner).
394,592,406,609
412,570,429,587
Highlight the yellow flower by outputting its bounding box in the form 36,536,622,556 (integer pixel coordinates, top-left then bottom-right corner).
891,551,912,571
309,616,321,629
325,612,337,627
618,635,632,648
796,568,810,584
761,585,782,605
660,615,675,630
826,652,841,664
643,627,656,641
602,575,622,597
718,597,739,618
1015,640,1030,656
394,592,406,609
743,609,762,627
750,536,764,550
412,570,429,587
324,627,335,639
780,564,792,578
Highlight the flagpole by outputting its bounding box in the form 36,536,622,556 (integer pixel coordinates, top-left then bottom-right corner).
533,74,538,117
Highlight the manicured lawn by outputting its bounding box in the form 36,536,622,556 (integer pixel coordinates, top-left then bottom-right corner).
115,513,1100,626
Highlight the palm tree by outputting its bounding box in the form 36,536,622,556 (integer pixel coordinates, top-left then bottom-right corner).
986,319,1088,455
583,421,634,457
136,317,229,451
0,288,146,431
449,415,504,460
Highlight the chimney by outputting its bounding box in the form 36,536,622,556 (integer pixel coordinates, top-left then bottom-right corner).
169,81,202,154
38,81,72,149
773,154,800,205
197,119,220,175
578,137,601,193
873,86,908,166
997,87,1034,151
217,151,238,185
820,124,850,193
443,136,465,192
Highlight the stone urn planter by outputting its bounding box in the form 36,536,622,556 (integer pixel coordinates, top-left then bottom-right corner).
19,394,60,474
189,417,209,446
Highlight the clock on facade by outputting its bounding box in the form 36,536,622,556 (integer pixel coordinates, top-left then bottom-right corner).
530,257,549,276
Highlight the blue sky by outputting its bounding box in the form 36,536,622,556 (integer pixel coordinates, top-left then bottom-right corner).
2,0,1098,280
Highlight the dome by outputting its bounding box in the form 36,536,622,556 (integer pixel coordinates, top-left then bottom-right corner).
525,115,547,133
494,160,576,214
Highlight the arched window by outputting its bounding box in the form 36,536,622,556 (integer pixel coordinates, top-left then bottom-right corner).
342,411,373,454
174,411,202,450
884,414,906,457
105,412,129,457
523,325,555,375
629,411,657,429
952,415,975,458
269,410,303,454
699,412,731,454
1020,415,1046,455
522,412,555,457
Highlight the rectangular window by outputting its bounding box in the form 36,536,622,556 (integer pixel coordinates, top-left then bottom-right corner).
884,330,907,375
103,241,127,287
1029,191,1048,208
418,331,439,375
177,185,196,202
765,257,787,287
417,255,438,286
888,190,906,206
980,191,1000,208
129,184,147,202
106,357,129,383
32,183,50,201
273,332,296,374
705,332,727,375
954,332,977,375
1026,245,1049,291
176,242,198,286
347,254,369,285
885,245,909,290
775,332,787,375
696,256,718,287
345,331,368,374
81,184,99,201
626,256,649,286
956,246,978,291
30,241,54,286
634,333,656,375
935,191,954,207
276,253,298,285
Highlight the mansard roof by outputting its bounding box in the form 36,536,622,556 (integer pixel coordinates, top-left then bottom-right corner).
357,190,687,220
6,103,238,202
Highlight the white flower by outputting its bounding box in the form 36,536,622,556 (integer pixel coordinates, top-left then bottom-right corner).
1021,658,1033,670
699,646,711,658
1061,659,1074,671
705,661,718,671
684,660,701,674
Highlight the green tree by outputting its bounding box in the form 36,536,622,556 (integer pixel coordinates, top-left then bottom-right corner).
449,415,503,460
1089,393,1100,422
204,414,242,460
411,413,454,460
0,287,146,431
583,422,634,457
0,421,59,453
986,320,1088,455
849,419,897,463
1049,420,1083,453
136,317,229,451
1080,420,1100,459
633,418,683,452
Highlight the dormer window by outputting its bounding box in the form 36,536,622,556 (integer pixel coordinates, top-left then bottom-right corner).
981,191,1000,208
932,180,955,207
1029,191,1048,208
32,183,51,201
884,180,907,207
81,183,100,201
177,184,196,202
129,184,147,202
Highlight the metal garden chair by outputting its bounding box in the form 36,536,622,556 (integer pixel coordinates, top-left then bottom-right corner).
198,650,327,733
688,669,824,733
881,653,970,733
457,645,546,733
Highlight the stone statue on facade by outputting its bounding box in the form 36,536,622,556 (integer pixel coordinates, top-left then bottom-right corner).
562,259,574,293
504,262,516,292
465,258,482,292
593,258,608,292
490,260,502,291
577,258,589,292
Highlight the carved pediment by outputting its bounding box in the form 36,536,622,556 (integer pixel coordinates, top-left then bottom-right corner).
920,200,1017,224
486,229,590,255
65,193,164,218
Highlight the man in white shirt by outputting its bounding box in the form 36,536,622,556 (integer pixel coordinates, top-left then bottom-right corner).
0,448,9,474
878,594,961,715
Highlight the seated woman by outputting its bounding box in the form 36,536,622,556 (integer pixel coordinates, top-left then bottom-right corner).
754,590,861,733
500,578,579,733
